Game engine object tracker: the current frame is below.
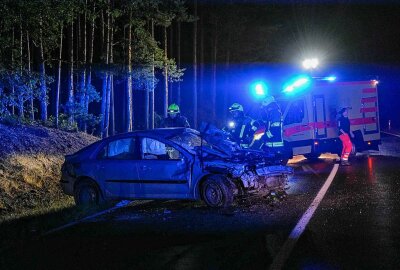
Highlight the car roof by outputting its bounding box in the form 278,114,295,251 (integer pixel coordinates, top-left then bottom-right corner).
103,128,200,141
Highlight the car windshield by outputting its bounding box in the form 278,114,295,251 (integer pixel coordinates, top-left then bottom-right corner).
170,132,209,154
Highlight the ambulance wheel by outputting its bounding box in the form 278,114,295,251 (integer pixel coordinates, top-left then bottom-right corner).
304,153,321,161
350,144,357,157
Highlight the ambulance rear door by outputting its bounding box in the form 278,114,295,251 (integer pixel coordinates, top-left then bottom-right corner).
283,97,314,155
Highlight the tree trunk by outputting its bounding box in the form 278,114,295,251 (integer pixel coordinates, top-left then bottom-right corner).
150,19,155,129
68,19,74,124
100,75,108,136
39,17,47,122
169,24,173,103
193,0,198,128
176,22,181,106
211,20,218,122
18,97,24,119
11,27,15,115
19,19,23,119
126,10,133,132
56,23,63,128
102,2,111,138
199,13,204,120
111,76,115,135
85,2,96,133
27,31,34,121
109,14,115,136
79,2,87,131
163,26,168,118
20,19,23,73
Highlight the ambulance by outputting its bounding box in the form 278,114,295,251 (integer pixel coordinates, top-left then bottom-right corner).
281,79,381,159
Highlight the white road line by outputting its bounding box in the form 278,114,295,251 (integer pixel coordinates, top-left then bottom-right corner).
42,200,150,236
269,163,339,270
381,131,400,138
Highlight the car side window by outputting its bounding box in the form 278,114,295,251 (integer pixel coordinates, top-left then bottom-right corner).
99,137,137,160
284,100,305,125
141,137,182,160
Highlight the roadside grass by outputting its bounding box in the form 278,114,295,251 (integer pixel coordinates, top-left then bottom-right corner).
0,151,115,252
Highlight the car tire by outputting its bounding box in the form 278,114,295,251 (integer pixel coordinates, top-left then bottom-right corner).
74,181,102,206
201,175,233,208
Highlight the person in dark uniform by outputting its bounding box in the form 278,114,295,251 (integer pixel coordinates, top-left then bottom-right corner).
225,103,258,148
160,103,190,128
338,107,354,166
258,95,284,149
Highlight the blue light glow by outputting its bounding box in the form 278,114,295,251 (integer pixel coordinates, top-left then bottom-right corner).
322,76,336,82
255,84,265,95
228,121,235,128
250,81,268,99
283,75,312,95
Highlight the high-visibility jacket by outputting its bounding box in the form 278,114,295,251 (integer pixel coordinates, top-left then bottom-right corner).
260,102,284,148
227,115,258,147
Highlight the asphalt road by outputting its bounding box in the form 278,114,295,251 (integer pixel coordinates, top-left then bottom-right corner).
1,133,400,270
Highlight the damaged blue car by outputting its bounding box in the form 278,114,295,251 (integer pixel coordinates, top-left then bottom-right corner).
61,127,293,207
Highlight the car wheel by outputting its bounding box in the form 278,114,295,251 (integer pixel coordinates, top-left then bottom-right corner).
201,175,233,208
74,181,102,206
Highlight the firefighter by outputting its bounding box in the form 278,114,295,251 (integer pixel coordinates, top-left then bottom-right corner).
160,103,190,128
258,95,284,149
226,103,258,147
337,107,354,166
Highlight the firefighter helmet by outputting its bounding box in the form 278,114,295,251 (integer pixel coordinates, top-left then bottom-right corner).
261,96,275,107
167,103,180,114
228,103,244,112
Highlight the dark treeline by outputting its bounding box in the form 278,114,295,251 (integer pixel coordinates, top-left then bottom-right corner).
0,0,193,137
2,0,391,136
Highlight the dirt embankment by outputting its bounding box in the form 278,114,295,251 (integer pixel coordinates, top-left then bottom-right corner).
0,123,98,219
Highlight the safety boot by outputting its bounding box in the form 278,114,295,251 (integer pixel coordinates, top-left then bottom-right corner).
341,160,351,166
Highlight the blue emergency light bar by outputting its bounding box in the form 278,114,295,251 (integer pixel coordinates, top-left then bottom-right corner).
283,75,312,94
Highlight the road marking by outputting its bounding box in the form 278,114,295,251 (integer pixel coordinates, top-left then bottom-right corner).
42,200,151,236
269,163,339,270
381,131,400,138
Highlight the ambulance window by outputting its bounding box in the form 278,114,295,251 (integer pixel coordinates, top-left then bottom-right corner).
284,100,305,125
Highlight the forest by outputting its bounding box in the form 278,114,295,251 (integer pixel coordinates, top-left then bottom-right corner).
0,0,195,137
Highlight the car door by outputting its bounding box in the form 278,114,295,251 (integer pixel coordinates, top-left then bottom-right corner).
96,136,141,199
136,137,191,199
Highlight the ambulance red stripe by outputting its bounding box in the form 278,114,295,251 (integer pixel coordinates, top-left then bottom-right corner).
361,97,377,103
362,88,377,93
360,107,377,113
283,118,377,136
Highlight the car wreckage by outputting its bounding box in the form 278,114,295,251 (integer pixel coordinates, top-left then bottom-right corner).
61,126,293,207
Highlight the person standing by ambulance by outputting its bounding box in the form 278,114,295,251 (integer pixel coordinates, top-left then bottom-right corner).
338,108,354,166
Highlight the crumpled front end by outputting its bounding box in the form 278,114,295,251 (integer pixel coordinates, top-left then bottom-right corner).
203,158,293,194
240,165,293,193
